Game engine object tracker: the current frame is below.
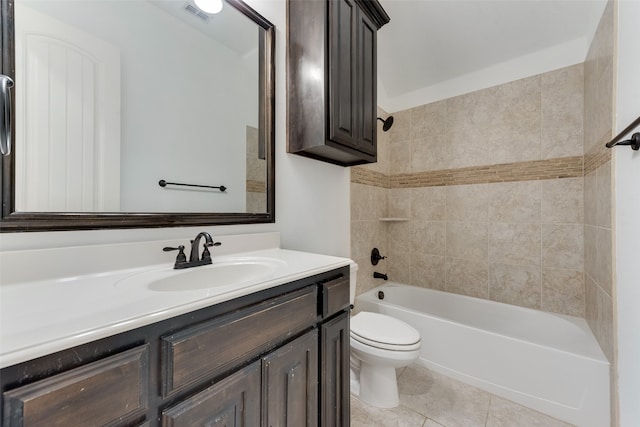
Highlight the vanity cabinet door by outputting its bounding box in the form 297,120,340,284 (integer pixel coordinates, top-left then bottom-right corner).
355,8,377,156
327,0,377,159
328,0,377,161
328,0,357,149
161,361,261,427
2,345,149,427
287,0,388,166
320,312,350,427
262,330,319,427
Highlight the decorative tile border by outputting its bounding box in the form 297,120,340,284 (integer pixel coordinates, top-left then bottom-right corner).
351,168,389,188
246,180,266,193
352,156,584,188
584,142,612,176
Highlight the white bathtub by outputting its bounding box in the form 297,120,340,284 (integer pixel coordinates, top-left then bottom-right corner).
355,283,610,427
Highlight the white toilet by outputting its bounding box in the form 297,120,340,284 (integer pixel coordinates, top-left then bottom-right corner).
349,263,421,408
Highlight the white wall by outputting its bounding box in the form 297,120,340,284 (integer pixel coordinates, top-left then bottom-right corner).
1,0,351,258
615,1,640,425
378,38,588,113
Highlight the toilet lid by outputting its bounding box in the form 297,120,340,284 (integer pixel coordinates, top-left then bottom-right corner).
351,312,421,347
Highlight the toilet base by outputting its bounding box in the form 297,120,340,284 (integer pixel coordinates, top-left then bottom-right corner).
350,356,361,396
357,362,399,408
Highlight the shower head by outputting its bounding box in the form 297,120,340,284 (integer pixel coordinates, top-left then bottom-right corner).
377,116,394,132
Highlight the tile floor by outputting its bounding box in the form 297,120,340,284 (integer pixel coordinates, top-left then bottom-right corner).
351,364,575,427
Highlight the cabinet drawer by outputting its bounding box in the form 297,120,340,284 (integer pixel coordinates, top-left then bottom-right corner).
2,345,149,427
321,275,350,318
161,286,317,396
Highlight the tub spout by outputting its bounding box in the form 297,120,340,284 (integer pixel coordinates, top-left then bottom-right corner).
373,272,388,280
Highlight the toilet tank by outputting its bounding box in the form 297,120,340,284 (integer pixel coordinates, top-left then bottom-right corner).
349,261,358,306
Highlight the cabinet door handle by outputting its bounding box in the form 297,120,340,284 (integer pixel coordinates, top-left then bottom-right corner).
0,74,14,156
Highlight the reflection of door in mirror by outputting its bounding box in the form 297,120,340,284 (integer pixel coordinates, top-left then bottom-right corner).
14,3,121,212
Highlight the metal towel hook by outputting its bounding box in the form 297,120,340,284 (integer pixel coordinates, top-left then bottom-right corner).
0,75,14,156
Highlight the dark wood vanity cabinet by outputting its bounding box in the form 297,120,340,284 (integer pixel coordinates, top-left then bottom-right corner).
2,346,150,427
287,0,390,166
160,286,318,398
0,267,351,427
319,275,351,427
161,329,320,427
320,313,350,427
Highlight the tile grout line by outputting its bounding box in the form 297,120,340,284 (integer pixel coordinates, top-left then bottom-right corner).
540,178,544,310
484,395,493,427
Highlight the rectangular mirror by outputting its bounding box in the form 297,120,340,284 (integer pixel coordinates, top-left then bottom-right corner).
0,0,275,231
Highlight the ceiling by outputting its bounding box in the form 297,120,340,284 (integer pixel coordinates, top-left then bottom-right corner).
377,0,607,109
150,0,258,56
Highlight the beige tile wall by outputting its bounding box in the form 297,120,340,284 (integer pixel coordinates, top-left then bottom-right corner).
352,64,587,317
350,108,391,296
583,1,617,424
387,65,584,174
381,177,586,316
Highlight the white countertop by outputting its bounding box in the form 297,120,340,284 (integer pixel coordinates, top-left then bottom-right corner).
0,246,351,369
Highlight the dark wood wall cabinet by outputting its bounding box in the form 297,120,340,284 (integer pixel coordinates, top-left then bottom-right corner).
0,267,351,427
287,0,390,166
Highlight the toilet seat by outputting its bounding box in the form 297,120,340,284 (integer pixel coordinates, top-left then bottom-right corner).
351,312,421,351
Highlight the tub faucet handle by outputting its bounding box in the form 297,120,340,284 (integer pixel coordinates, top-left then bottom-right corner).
371,248,387,265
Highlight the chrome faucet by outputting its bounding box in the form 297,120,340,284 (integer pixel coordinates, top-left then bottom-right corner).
163,232,221,269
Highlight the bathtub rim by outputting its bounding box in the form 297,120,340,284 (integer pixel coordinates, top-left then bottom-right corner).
356,283,609,365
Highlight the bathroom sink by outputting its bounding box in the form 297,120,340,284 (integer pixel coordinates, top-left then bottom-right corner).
116,257,286,292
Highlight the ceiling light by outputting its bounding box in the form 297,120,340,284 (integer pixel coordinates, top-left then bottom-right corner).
194,0,223,14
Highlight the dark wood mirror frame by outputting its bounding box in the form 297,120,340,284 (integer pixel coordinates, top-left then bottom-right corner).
0,0,275,232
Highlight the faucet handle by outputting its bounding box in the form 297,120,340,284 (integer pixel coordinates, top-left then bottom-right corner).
163,245,185,252
201,246,212,262
371,248,386,265
163,245,187,265
201,241,221,262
